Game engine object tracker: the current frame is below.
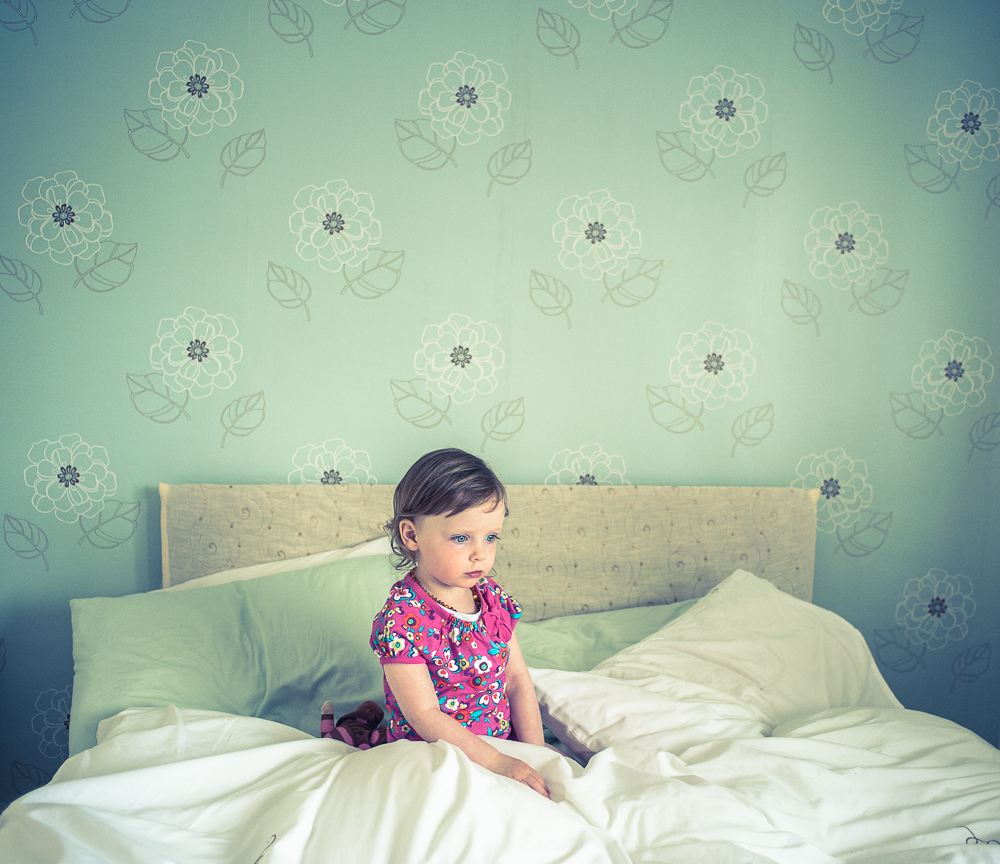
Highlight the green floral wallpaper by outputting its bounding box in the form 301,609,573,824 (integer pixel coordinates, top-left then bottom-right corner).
1,0,997,805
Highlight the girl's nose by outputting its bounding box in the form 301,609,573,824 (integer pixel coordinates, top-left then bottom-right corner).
471,542,486,561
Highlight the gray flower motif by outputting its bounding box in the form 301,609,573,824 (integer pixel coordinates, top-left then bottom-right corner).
895,569,975,650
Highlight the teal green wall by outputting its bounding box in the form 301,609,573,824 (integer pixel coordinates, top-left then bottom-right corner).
1,0,997,803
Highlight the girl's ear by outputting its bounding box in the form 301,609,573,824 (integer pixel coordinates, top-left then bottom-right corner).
398,518,420,552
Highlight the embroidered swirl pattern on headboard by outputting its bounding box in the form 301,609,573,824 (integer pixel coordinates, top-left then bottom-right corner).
159,483,818,623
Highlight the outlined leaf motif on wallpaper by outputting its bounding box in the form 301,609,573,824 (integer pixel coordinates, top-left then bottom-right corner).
528,271,572,328
126,373,192,423
220,129,267,188
986,173,1000,220
904,144,960,194
343,0,407,36
730,403,773,457
68,0,132,23
267,262,312,321
967,411,1000,462
268,0,314,57
608,0,674,49
0,0,38,46
481,398,525,452
536,8,581,70
486,140,532,197
220,392,265,448
3,514,49,571
646,385,705,434
742,153,786,207
72,242,138,292
78,500,140,549
0,253,43,315
950,642,990,693
601,258,662,307
780,280,821,336
124,108,190,161
793,23,834,84
391,379,452,428
872,628,927,673
342,249,404,299
656,131,716,181
890,391,944,439
862,13,923,64
833,509,892,556
849,268,906,315
395,119,457,170
11,760,52,796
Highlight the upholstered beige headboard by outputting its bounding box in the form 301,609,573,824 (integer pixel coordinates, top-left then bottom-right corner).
159,483,820,622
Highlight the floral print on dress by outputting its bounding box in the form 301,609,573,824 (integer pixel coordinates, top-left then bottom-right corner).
822,0,903,35
911,330,993,417
31,685,72,760
669,321,755,410
24,434,117,524
370,573,522,741
418,52,511,146
414,313,504,404
288,439,376,485
895,569,975,650
150,307,243,399
791,448,873,534
148,40,244,136
805,202,889,291
552,190,641,281
289,179,382,274
679,66,768,158
546,443,629,485
566,0,638,20
18,172,113,265
926,80,1000,171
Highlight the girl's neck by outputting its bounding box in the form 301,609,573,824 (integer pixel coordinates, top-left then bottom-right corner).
412,570,479,615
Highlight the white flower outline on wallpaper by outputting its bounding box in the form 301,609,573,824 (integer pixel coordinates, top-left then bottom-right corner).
895,568,976,650
414,313,504,405
288,439,377,485
791,448,873,534
24,434,117,524
679,66,768,158
668,321,756,410
149,306,244,399
566,0,638,20
18,171,113,266
418,51,511,146
805,202,889,291
926,80,1000,171
148,40,244,136
31,685,72,760
822,0,903,35
289,179,382,274
545,443,630,485
553,190,641,281
911,329,994,417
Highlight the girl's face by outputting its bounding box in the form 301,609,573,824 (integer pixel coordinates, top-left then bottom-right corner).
399,502,504,596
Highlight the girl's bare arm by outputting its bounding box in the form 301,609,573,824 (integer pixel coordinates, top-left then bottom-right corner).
503,634,546,747
383,662,550,798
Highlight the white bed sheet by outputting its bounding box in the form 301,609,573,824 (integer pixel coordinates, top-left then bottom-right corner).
1,701,997,864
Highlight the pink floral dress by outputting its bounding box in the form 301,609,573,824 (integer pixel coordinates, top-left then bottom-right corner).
370,571,522,743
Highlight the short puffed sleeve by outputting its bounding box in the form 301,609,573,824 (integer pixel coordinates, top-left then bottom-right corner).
370,583,429,665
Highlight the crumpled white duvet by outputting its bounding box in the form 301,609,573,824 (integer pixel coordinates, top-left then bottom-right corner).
1,702,997,864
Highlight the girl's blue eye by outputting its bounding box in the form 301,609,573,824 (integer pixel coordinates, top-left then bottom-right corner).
487,534,499,543
453,535,468,542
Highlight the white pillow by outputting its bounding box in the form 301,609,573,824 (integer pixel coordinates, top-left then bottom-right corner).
161,535,391,592
532,569,901,759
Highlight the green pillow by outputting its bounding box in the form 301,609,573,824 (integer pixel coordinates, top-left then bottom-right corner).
517,599,698,673
69,554,401,756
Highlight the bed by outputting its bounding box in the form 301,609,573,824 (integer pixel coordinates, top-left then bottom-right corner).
1,483,998,864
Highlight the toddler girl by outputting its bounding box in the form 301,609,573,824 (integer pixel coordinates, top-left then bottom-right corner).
323,448,550,798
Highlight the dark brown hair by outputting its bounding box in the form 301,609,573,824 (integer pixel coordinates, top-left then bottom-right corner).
385,448,508,569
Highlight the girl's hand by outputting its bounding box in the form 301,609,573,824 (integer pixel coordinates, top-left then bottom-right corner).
486,751,551,799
